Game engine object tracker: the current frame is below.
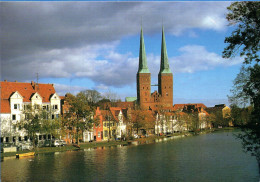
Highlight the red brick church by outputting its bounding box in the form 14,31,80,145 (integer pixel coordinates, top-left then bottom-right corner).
137,27,173,110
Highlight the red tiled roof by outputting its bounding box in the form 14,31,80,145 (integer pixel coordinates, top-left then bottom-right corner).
1,99,10,113
1,81,57,113
173,103,207,110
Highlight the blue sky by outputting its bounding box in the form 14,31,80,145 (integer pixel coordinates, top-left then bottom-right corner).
1,2,243,106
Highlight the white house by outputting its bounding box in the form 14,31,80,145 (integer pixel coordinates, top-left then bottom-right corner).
110,107,126,139
0,80,61,145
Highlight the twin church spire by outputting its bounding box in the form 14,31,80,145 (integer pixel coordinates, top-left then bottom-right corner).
137,26,172,74
137,26,173,109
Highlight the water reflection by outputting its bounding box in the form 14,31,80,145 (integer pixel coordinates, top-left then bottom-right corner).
1,131,259,182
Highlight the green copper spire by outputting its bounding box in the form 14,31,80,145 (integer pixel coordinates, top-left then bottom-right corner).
138,27,150,73
160,26,172,74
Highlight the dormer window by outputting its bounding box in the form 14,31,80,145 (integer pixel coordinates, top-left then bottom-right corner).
14,104,20,110
36,96,38,98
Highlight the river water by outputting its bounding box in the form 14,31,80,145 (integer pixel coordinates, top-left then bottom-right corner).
1,130,259,182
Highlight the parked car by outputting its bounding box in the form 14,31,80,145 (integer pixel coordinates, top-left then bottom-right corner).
20,142,33,150
59,140,66,146
52,140,61,147
133,134,139,139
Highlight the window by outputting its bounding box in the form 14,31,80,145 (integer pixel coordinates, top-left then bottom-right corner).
104,130,108,137
98,132,101,138
1,137,3,143
12,114,16,120
34,104,40,109
19,137,22,141
39,135,42,140
47,105,49,111
13,125,16,131
52,105,58,110
24,104,30,110
56,114,59,118
6,137,9,143
43,106,47,110
52,115,55,119
25,113,30,120
24,136,28,141
13,137,16,142
14,104,18,109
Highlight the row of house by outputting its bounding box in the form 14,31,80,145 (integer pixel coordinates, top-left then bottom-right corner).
1,80,61,144
0,80,231,145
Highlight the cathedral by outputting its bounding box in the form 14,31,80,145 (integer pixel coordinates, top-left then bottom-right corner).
137,27,173,110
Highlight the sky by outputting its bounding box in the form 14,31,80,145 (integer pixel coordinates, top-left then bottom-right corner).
1,2,243,107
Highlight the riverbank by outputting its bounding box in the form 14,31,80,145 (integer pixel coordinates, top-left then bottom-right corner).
1,127,236,159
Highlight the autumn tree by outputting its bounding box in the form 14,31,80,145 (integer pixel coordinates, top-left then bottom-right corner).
223,1,260,173
64,92,95,144
131,109,155,135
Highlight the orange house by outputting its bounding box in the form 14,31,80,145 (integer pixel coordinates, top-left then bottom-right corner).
93,107,103,141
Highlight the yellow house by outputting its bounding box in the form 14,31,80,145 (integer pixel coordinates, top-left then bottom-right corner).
101,110,116,141
103,120,116,141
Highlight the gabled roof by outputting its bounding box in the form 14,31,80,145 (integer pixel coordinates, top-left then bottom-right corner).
10,91,23,99
1,81,57,113
31,92,43,100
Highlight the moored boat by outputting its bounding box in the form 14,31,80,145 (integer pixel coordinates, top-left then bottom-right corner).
16,152,35,158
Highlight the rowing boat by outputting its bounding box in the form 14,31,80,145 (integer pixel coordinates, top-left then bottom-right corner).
16,152,35,158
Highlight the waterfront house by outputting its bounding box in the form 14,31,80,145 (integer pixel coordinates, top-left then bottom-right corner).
93,107,104,141
110,107,126,139
0,80,61,145
101,109,117,141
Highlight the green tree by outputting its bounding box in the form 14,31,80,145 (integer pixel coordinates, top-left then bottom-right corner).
18,105,60,148
186,112,200,133
223,1,260,173
80,90,102,105
223,2,260,64
230,104,252,126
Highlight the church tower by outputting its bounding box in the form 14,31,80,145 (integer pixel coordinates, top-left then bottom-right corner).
158,26,173,107
137,27,151,109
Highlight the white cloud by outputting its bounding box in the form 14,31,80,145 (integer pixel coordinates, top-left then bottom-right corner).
171,45,243,74
54,83,88,96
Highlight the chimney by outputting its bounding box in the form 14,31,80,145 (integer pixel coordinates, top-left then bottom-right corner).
31,81,36,90
4,80,7,82
15,80,18,82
